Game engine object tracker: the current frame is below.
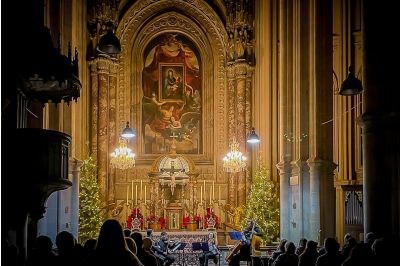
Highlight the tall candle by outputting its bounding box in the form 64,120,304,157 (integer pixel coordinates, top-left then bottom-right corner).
126,185,129,205
131,180,134,205
135,185,138,205
218,185,221,201
209,186,212,204
200,185,203,203
140,180,143,200
144,185,147,202
212,181,215,200
203,180,206,203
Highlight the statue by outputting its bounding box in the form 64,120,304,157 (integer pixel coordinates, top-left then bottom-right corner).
227,31,235,62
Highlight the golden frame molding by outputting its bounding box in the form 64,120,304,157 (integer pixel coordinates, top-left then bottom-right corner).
115,0,227,176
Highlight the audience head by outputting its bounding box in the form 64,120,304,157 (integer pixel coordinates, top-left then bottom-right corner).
299,238,307,247
161,231,168,241
278,239,288,252
56,231,75,255
83,238,97,253
285,242,296,254
365,232,377,247
344,233,352,243
324,237,339,254
125,237,137,255
306,240,318,250
96,219,127,252
35,235,53,251
348,237,357,247
123,228,132,237
131,232,144,249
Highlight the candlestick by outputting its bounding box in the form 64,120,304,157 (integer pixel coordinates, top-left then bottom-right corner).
140,180,143,200
135,185,138,205
126,185,129,205
200,185,203,203
218,185,221,201
131,180,134,206
203,180,206,203
144,185,147,203
212,181,215,200
209,185,212,205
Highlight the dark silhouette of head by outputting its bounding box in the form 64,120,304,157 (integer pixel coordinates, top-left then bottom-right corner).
96,219,126,252
130,232,144,249
56,231,74,255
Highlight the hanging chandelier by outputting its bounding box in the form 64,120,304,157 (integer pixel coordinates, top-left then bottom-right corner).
110,139,136,170
223,138,247,173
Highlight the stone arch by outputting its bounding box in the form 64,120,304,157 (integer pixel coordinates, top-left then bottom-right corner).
115,0,227,175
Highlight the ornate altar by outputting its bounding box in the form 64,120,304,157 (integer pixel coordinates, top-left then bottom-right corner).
147,138,199,230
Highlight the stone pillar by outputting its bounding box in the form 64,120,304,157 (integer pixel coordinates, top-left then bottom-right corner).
245,70,253,196
235,63,249,206
97,56,110,204
226,66,237,206
360,1,400,238
108,61,118,204
277,0,293,241
89,55,118,206
307,0,335,242
277,161,291,239
89,62,99,165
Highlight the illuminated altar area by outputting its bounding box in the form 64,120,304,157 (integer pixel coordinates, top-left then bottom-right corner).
124,138,225,233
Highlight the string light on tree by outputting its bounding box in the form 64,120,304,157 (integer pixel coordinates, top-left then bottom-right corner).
241,160,279,245
78,155,103,244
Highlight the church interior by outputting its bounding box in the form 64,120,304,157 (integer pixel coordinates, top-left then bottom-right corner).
3,0,400,265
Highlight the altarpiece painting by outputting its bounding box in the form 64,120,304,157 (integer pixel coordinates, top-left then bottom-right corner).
142,34,202,154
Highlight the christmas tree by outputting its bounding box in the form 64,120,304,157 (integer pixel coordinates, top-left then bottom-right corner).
79,155,103,244
241,161,280,245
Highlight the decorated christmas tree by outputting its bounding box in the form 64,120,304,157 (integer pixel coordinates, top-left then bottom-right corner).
79,155,103,244
241,160,280,245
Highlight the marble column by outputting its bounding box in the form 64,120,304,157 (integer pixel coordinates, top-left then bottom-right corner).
89,62,99,166
108,61,118,204
235,63,249,206
307,0,335,243
226,65,237,206
359,1,400,238
277,0,293,241
277,161,291,239
89,55,119,206
97,56,110,204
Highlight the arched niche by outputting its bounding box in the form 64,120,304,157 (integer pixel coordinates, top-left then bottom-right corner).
116,1,227,174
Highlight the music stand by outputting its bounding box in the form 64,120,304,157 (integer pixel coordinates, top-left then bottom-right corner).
193,242,220,266
192,242,209,252
229,231,243,241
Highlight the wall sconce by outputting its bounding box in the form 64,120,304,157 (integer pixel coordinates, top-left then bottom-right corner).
246,127,260,144
97,21,121,55
121,122,135,139
339,66,363,96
